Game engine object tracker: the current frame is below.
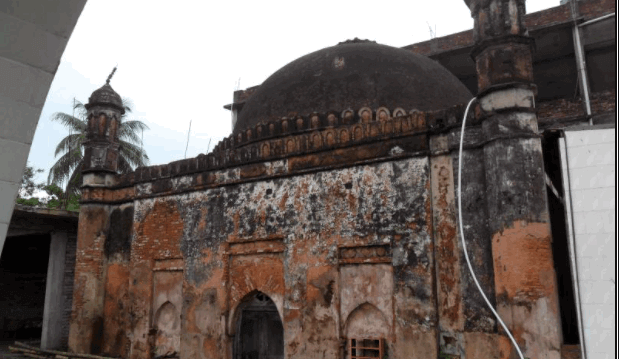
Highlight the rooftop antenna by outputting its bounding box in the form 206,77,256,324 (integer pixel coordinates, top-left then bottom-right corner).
184,119,192,159
106,65,117,85
427,22,436,39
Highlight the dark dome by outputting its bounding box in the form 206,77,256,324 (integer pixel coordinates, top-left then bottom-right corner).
235,39,472,133
86,83,125,114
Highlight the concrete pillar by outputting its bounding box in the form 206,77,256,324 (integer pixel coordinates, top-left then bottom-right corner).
42,231,68,349
465,0,563,358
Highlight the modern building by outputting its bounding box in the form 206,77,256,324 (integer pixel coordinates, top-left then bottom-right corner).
0,205,78,350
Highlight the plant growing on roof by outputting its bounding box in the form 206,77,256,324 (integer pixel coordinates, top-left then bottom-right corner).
48,97,150,196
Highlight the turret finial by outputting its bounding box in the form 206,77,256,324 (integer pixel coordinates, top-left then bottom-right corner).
106,66,117,85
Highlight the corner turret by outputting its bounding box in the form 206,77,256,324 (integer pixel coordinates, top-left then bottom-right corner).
82,68,124,186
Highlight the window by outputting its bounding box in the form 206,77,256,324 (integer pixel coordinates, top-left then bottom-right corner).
348,338,383,359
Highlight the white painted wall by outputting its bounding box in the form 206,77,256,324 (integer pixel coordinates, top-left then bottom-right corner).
560,126,615,359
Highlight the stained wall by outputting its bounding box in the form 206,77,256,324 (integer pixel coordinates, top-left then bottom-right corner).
127,157,436,359
67,98,569,359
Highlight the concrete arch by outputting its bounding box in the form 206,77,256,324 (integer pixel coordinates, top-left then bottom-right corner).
0,1,88,256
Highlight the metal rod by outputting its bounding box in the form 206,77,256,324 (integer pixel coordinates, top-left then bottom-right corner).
570,2,593,125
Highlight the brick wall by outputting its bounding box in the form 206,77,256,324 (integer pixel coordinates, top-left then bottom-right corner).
537,90,616,128
404,30,473,56
579,0,616,19
404,0,615,56
60,232,77,349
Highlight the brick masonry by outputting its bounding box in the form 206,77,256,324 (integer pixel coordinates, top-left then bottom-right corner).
66,1,615,358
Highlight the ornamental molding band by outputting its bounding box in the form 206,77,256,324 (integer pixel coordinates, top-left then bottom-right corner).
81,104,481,204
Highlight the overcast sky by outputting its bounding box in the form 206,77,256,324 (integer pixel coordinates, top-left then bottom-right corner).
27,0,561,184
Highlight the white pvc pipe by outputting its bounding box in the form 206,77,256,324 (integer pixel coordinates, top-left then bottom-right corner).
578,12,615,27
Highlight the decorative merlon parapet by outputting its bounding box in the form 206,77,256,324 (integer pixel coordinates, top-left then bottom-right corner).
83,101,549,204
109,105,472,187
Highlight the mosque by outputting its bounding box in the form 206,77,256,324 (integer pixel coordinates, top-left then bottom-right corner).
58,0,614,358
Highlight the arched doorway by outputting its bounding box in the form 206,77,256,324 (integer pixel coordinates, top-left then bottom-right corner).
234,292,283,359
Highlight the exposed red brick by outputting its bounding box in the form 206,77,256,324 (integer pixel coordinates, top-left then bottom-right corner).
537,90,616,124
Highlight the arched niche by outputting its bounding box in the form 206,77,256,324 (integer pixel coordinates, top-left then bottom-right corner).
344,303,390,359
153,301,181,357
232,291,284,359
345,302,389,339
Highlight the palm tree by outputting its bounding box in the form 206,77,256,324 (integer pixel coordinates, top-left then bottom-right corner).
48,97,150,195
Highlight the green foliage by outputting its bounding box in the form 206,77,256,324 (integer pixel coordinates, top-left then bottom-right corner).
16,197,43,206
18,164,44,198
16,165,80,211
48,97,150,195
43,184,81,212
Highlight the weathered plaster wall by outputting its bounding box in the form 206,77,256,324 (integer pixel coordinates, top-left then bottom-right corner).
465,0,564,356
430,129,499,358
102,204,134,357
127,157,434,359
129,200,184,359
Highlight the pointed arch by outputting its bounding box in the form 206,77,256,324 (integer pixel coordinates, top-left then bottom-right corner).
344,302,390,338
232,291,284,359
153,301,180,357
154,301,179,330
228,289,283,335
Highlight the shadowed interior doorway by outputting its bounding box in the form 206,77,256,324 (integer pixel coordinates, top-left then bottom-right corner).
234,292,283,359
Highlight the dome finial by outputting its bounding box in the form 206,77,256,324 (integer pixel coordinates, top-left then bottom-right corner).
337,38,375,45
86,65,124,114
106,65,117,85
